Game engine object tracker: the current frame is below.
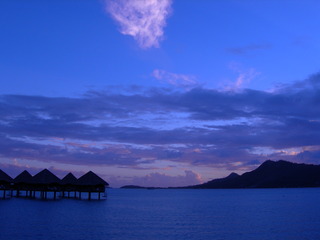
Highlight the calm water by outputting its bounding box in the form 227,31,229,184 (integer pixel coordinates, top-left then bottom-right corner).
1,188,320,240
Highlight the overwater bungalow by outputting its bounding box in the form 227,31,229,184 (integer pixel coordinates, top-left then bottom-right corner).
0,168,109,201
32,169,61,200
14,170,33,198
61,172,78,198
0,169,12,199
77,171,109,200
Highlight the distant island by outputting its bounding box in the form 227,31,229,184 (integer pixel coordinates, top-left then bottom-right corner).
121,160,320,189
121,185,162,190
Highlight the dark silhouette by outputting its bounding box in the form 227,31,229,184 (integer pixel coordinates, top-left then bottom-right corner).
121,185,148,189
14,170,34,197
191,160,320,188
0,169,109,200
0,169,13,199
119,160,320,189
61,172,78,198
77,171,108,200
32,169,61,199
121,185,162,189
61,172,78,185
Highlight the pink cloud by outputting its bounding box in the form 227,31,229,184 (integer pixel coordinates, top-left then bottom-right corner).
152,69,199,89
106,0,172,49
222,62,260,91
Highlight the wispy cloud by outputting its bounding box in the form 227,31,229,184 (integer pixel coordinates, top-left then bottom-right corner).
106,0,172,49
227,43,271,55
233,68,259,90
223,62,260,91
152,69,199,89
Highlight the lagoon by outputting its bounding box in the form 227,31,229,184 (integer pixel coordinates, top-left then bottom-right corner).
1,188,320,240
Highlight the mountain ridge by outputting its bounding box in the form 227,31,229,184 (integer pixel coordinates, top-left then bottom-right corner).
120,160,320,189
191,160,320,189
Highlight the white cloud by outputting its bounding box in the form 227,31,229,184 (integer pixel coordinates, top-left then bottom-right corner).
222,62,260,91
153,69,199,89
131,170,203,187
106,0,172,49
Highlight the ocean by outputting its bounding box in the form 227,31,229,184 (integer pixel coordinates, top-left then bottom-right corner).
1,188,320,240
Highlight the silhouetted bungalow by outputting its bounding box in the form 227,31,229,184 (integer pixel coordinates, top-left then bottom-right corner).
61,172,78,198
0,169,13,199
77,171,109,200
14,170,34,198
32,169,61,200
0,169,110,201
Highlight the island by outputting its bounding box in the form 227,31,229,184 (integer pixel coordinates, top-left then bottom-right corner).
121,160,320,189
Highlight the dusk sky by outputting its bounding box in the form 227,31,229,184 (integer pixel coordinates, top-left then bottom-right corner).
1,0,320,187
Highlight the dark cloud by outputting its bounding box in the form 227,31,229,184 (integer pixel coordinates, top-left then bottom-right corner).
0,72,320,173
296,150,320,164
226,43,272,55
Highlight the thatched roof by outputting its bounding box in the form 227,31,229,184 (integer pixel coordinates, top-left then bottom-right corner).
61,172,78,185
14,170,33,184
77,171,108,186
32,169,61,185
0,169,13,183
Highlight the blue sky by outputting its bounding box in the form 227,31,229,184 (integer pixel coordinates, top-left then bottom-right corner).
1,0,320,187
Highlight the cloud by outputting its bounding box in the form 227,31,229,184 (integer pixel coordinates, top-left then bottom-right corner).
152,69,199,89
106,0,172,49
233,68,259,90
128,170,202,187
273,72,320,93
1,72,320,185
227,44,271,55
223,62,260,91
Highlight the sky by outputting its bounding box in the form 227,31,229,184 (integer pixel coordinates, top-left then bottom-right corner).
1,0,320,187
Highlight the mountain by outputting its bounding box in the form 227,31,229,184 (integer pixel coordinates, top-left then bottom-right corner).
191,160,320,188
